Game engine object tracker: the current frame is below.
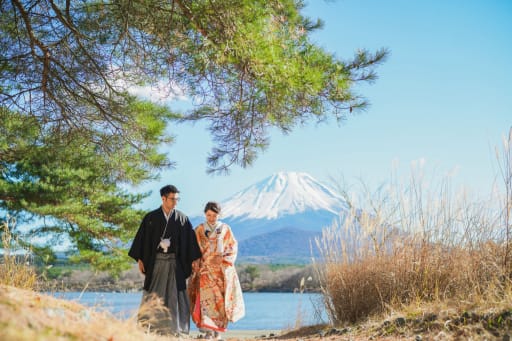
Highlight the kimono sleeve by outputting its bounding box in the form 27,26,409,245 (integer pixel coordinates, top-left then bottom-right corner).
222,225,238,266
128,217,146,261
180,217,202,279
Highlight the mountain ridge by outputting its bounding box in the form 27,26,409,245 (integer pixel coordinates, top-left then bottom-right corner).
221,171,347,220
190,171,347,263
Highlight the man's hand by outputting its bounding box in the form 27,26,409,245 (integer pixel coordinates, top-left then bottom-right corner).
192,259,200,273
138,259,145,274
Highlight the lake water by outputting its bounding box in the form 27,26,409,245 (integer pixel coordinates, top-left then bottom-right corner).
53,291,328,330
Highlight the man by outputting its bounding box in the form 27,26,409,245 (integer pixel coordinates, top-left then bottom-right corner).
128,185,201,336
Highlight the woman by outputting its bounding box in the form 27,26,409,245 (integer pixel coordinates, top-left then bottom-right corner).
188,201,245,340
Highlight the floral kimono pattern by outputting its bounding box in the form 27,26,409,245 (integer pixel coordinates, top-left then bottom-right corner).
188,221,245,332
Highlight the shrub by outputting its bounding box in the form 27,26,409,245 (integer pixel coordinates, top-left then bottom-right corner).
315,129,512,324
0,216,38,290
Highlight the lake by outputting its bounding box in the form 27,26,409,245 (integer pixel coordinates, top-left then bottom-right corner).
53,291,328,330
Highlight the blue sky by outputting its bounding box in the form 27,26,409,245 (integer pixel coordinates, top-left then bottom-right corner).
138,0,512,217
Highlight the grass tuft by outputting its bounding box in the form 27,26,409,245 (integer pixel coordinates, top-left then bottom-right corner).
314,128,512,331
0,216,38,290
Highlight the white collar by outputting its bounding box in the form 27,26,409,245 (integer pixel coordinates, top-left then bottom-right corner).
162,208,174,221
205,221,223,235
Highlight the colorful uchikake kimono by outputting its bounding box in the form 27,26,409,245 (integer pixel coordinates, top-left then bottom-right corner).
188,221,245,333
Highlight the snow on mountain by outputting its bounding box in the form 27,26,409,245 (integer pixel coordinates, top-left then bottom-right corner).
221,171,348,220
188,171,349,252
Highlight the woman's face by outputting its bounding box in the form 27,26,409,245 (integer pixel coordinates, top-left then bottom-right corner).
205,209,219,225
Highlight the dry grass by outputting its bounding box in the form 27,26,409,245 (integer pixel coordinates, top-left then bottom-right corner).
0,218,173,340
0,217,38,290
313,129,512,333
0,284,175,341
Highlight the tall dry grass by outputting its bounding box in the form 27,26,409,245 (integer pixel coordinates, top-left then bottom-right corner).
0,215,38,289
0,216,178,340
315,129,512,324
0,284,174,341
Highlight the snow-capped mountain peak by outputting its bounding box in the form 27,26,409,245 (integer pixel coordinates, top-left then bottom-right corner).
221,171,347,220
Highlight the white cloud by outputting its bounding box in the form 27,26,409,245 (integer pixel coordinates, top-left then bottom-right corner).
128,80,188,105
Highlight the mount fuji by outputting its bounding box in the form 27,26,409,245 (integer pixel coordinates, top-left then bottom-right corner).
191,171,349,262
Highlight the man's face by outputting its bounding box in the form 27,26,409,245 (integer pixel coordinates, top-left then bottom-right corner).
162,193,179,212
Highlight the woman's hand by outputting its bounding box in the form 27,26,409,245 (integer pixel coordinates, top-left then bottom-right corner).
209,253,223,263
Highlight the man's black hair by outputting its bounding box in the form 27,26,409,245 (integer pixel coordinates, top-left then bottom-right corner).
160,185,179,197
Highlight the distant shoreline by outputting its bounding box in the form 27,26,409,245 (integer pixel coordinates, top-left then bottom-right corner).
39,283,320,294
40,262,321,293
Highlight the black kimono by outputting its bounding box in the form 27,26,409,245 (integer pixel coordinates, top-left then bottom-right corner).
128,207,201,291
128,207,201,335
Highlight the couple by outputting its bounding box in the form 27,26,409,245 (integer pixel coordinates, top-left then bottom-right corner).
128,185,245,339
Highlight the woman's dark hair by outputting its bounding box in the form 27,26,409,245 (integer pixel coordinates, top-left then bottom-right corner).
204,201,221,214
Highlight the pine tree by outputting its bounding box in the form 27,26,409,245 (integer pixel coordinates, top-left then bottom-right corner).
0,0,387,271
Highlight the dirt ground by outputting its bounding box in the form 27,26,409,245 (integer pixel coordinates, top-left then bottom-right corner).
190,330,281,340
3,284,511,341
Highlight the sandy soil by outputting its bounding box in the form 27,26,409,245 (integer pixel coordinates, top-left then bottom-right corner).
190,330,282,340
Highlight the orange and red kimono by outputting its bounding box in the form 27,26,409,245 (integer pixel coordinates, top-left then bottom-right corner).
188,221,245,332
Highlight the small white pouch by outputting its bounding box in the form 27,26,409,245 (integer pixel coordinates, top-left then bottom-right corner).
159,238,170,253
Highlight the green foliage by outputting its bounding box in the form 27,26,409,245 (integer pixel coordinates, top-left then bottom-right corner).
0,100,174,274
1,0,387,174
69,249,132,278
40,262,90,281
44,266,73,281
0,0,387,273
172,0,387,173
269,263,304,271
243,265,260,286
